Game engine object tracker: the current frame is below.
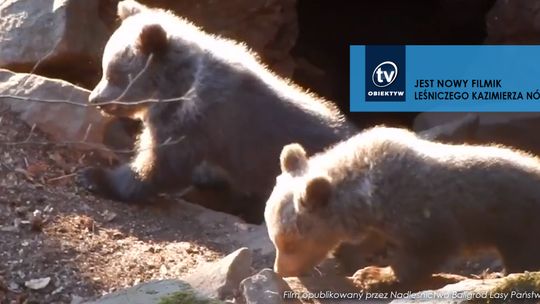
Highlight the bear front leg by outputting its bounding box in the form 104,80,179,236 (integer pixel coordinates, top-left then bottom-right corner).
78,164,155,202
355,225,457,292
354,250,444,292
191,161,233,191
389,234,457,291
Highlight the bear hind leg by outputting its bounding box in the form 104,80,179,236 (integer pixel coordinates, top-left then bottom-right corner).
499,239,540,274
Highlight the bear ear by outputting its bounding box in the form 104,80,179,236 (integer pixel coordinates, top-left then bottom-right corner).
136,24,169,55
118,0,148,20
301,176,332,211
280,143,308,174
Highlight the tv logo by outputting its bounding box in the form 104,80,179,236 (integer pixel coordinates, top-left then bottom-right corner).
365,46,406,102
372,61,398,87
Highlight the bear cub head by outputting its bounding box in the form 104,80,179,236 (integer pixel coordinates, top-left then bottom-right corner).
264,143,343,277
89,0,199,118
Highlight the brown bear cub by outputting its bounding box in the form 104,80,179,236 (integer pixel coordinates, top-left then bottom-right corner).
79,0,356,223
265,126,540,287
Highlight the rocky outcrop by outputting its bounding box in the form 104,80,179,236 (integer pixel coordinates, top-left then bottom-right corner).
0,69,116,157
0,0,111,88
486,0,540,44
0,0,297,88
84,280,224,304
185,248,253,301
239,269,294,304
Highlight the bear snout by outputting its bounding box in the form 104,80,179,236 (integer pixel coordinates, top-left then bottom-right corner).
89,79,123,105
88,83,105,105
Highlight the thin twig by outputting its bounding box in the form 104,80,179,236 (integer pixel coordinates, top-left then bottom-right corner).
82,123,93,143
46,173,77,183
176,185,195,198
0,52,191,107
115,54,154,102
23,124,37,142
0,136,185,155
0,45,190,156
0,94,191,107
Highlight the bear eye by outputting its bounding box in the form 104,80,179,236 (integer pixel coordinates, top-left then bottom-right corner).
106,66,127,86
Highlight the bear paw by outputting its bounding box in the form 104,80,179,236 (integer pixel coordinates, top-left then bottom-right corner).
352,266,397,292
77,167,107,193
191,163,231,190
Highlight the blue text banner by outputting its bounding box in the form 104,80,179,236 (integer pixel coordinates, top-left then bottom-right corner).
350,45,540,112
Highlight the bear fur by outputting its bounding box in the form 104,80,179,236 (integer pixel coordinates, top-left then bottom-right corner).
79,0,356,223
265,126,540,286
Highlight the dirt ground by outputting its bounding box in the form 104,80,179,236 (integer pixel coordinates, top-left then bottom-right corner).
0,111,508,304
0,112,265,304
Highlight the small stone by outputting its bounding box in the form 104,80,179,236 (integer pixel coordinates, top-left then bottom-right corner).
24,277,51,290
70,295,84,304
239,269,291,304
186,248,253,300
159,265,168,276
30,209,44,231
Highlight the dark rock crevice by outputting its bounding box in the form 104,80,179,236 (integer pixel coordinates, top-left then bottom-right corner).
292,0,497,129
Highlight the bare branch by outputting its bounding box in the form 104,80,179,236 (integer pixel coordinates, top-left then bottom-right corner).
16,45,59,94
0,136,185,155
23,124,37,142
82,123,93,143
115,53,154,102
46,173,77,183
0,43,190,157
0,94,191,107
0,46,194,109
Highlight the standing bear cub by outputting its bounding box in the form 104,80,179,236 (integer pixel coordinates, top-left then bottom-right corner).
79,0,356,223
265,126,540,287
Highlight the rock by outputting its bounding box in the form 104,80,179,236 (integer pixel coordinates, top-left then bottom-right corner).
486,0,540,44
231,224,275,257
84,279,224,304
137,0,298,76
0,0,112,87
414,112,540,154
239,269,293,304
71,295,85,304
190,203,274,257
186,248,253,300
286,275,360,296
0,69,119,158
24,277,51,290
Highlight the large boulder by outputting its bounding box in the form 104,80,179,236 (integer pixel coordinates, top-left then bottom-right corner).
0,0,112,88
0,69,118,157
486,0,540,44
0,0,298,87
